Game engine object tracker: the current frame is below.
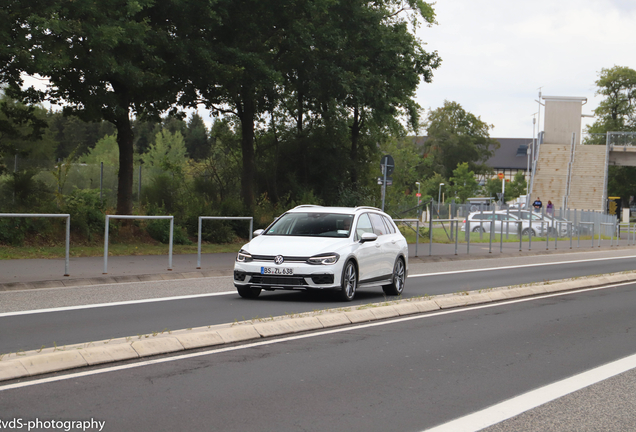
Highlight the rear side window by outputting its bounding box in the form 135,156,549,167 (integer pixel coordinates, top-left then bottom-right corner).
382,216,396,233
369,213,388,236
472,214,493,220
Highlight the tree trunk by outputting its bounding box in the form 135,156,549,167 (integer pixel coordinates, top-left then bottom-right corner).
239,94,256,212
114,113,134,215
350,106,360,187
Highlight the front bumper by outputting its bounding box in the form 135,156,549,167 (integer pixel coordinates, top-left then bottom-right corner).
233,262,342,290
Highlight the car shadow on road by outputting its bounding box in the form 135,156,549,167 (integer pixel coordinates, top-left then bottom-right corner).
249,289,400,305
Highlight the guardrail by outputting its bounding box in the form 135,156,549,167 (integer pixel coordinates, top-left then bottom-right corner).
197,216,253,269
0,213,71,276
103,215,174,274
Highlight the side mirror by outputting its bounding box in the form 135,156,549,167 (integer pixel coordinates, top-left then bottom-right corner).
359,232,378,243
253,229,264,237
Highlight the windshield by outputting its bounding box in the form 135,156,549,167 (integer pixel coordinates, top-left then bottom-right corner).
264,212,353,238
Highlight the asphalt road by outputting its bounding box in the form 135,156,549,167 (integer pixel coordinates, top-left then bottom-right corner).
2,251,636,354
2,282,635,431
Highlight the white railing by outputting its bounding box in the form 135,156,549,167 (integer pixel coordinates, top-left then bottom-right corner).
0,213,71,276
196,216,253,269
103,215,174,274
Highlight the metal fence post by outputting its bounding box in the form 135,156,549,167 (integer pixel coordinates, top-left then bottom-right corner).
454,220,458,255
197,216,254,268
529,212,532,251
415,220,419,258
197,217,202,269
506,207,510,240
489,207,494,253
466,219,471,254
168,218,174,270
479,205,484,240
103,215,110,274
65,215,70,276
429,210,433,256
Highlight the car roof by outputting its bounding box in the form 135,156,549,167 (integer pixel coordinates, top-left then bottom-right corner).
286,205,386,216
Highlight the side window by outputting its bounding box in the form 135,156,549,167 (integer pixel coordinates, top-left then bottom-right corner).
355,213,374,240
382,215,396,234
369,213,388,236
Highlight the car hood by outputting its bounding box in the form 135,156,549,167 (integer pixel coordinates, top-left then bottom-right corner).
241,235,352,257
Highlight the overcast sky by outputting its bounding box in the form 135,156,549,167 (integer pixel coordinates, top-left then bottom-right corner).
25,0,635,140
413,0,636,138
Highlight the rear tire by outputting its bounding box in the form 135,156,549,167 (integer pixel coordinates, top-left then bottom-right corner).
339,261,357,301
383,258,405,296
237,286,262,299
472,226,485,233
522,228,535,237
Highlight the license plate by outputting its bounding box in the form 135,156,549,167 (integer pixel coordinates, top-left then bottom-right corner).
261,267,293,275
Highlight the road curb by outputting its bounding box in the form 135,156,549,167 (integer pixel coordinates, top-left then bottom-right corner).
2,270,636,383
0,270,234,292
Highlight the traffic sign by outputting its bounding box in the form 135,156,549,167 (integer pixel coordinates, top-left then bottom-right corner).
498,172,504,180
416,193,421,197
380,155,395,176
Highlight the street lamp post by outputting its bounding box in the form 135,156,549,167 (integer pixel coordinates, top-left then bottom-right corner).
415,181,421,220
437,183,444,216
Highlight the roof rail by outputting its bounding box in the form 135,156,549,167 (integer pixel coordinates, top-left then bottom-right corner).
355,206,382,212
292,205,323,209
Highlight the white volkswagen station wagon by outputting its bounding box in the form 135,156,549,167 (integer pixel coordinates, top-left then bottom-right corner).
233,205,408,301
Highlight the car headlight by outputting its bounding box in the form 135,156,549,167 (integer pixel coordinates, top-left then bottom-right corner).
236,249,253,262
307,253,340,265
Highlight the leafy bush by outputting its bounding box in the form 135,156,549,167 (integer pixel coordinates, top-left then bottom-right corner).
0,170,53,211
145,218,191,245
62,189,105,241
0,218,27,245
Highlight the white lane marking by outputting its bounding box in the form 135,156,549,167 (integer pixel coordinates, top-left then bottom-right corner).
0,291,236,318
408,254,636,278
0,281,633,393
422,352,636,432
2,254,636,317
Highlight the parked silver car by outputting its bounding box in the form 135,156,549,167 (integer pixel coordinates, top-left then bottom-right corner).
461,210,570,237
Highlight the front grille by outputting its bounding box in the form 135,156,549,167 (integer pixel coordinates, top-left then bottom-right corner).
251,255,309,263
249,275,308,286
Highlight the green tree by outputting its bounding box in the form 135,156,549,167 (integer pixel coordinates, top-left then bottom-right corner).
587,66,636,204
184,113,210,160
483,177,502,202
80,134,119,166
506,171,527,201
588,66,636,134
277,0,440,187
0,93,53,173
448,162,479,203
17,0,188,214
142,130,188,174
424,100,499,178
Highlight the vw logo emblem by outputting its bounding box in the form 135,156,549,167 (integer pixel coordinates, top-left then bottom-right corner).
274,255,284,265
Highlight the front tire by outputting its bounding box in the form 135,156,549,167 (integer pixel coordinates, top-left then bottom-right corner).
383,258,405,296
237,286,262,299
339,261,357,301
522,228,535,237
